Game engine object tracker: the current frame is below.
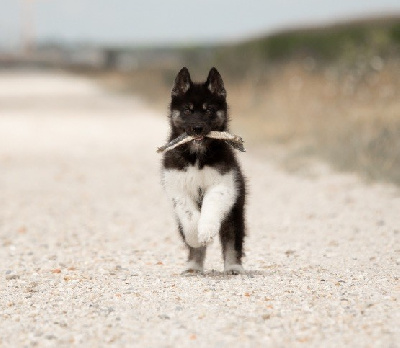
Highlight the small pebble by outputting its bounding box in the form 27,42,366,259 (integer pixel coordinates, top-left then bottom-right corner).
6,274,20,280
45,335,57,340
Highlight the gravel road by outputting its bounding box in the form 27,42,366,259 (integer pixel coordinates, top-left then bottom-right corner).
0,71,399,347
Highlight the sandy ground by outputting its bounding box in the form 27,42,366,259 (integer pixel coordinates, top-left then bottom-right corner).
0,70,399,348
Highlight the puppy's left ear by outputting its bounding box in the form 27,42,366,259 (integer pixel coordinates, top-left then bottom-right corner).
206,67,226,98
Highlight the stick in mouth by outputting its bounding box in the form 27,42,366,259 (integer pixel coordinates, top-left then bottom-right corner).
157,131,245,153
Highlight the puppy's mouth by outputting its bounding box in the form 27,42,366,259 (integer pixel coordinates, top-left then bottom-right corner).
193,135,204,142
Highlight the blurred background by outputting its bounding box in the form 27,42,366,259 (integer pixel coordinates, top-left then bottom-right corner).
1,0,400,184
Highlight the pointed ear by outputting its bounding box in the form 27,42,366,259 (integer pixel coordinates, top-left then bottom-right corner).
172,67,192,97
206,67,226,97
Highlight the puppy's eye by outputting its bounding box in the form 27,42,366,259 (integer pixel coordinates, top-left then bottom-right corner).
206,105,215,114
183,104,193,115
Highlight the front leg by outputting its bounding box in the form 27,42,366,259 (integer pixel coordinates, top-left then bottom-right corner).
163,170,202,248
172,196,202,248
198,174,237,245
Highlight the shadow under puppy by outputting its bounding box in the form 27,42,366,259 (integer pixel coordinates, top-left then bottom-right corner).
161,67,246,275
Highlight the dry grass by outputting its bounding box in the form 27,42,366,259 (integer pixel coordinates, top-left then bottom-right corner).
227,60,400,184
77,60,400,185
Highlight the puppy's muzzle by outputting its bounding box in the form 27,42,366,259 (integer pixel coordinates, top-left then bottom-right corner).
192,126,203,135
186,123,209,138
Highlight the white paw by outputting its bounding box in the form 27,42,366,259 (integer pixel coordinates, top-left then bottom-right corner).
184,233,202,248
224,264,245,275
198,221,220,245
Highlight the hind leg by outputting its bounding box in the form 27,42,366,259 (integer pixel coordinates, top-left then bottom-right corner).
220,209,245,275
223,240,244,274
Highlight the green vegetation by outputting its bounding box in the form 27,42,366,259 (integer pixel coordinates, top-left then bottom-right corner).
244,19,400,60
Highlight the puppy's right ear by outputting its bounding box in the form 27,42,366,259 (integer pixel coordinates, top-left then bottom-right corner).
172,67,192,97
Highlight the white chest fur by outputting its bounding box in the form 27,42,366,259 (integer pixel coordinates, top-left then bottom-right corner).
162,164,238,247
163,164,235,199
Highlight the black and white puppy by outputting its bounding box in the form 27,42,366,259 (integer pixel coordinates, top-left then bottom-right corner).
161,67,246,274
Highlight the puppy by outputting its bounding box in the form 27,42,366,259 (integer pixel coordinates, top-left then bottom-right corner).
161,67,246,274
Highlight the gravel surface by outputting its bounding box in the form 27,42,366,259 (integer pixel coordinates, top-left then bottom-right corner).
0,71,399,347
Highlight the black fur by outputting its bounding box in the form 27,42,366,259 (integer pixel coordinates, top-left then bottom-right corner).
162,67,246,272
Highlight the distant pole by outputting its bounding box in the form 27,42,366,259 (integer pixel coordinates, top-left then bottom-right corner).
21,0,42,56
21,0,34,55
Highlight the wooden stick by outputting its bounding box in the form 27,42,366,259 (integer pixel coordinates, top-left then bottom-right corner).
157,131,245,153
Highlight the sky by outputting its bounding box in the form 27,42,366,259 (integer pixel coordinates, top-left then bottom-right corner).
1,0,400,50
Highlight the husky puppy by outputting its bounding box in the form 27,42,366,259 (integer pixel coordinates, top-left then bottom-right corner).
161,67,246,274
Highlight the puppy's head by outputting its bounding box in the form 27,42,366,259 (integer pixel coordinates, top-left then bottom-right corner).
169,67,228,140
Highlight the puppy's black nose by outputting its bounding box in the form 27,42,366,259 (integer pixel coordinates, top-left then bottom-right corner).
192,126,203,135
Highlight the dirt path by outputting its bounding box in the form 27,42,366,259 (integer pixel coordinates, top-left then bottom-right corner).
0,71,399,347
